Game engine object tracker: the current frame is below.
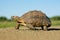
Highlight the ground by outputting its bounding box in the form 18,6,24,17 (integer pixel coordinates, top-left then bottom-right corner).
0,26,60,40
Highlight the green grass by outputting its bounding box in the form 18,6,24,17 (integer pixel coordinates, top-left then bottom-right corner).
51,20,60,26
0,20,60,28
0,21,16,28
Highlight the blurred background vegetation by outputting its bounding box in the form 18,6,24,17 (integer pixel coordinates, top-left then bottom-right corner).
50,16,60,26
0,16,60,28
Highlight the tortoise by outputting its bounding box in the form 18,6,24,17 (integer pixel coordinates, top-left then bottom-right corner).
11,10,51,31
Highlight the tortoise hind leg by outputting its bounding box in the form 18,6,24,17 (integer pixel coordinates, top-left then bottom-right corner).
43,26,48,31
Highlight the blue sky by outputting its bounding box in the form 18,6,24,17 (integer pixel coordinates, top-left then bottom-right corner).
0,0,60,18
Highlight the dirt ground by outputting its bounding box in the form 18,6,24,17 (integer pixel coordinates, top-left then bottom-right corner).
0,26,60,40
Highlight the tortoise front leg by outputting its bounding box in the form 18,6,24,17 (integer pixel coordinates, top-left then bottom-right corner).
15,23,20,29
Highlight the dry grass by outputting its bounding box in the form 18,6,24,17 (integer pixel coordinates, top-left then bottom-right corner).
0,26,60,40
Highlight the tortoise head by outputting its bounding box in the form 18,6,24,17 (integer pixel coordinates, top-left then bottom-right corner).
11,16,19,20
11,16,26,26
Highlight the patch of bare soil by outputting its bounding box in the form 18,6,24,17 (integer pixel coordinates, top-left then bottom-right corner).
0,26,60,40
